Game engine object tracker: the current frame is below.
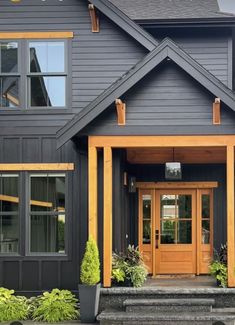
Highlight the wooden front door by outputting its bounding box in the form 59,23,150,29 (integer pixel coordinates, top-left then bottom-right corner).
138,185,213,276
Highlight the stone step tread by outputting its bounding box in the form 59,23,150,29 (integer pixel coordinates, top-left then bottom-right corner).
123,298,215,306
97,311,235,322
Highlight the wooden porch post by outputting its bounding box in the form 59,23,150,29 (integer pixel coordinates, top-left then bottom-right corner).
103,147,112,287
88,146,98,242
227,145,235,287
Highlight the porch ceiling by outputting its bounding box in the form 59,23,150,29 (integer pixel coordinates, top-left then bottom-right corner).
126,146,226,164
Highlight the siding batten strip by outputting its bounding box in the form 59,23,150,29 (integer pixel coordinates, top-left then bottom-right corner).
103,147,112,287
88,146,98,242
227,145,235,287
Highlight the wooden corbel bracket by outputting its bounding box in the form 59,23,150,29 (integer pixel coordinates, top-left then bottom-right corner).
88,4,100,33
213,97,221,125
115,99,126,125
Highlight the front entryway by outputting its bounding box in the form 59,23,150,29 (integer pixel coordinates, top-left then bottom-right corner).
138,183,214,276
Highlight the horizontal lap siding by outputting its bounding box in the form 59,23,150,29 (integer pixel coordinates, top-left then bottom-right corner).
0,0,147,133
83,62,235,135
147,28,231,87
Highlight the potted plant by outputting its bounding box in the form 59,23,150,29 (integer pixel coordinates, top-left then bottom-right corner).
79,237,101,323
209,244,228,288
112,245,148,287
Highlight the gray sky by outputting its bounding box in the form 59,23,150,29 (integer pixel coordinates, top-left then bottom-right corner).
217,0,235,13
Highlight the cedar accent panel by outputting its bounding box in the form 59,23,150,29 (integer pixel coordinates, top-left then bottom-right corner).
127,147,226,164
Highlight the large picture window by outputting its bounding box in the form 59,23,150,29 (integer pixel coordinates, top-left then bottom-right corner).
30,173,66,254
0,42,20,108
28,41,66,107
0,174,19,253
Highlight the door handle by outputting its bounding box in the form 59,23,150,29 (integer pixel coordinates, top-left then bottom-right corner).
155,230,159,248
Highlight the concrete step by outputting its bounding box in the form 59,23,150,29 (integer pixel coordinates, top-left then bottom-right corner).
124,298,215,312
97,310,235,325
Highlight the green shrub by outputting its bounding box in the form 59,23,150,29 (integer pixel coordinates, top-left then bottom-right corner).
0,287,29,322
112,245,148,287
80,237,100,285
209,260,228,288
32,289,79,323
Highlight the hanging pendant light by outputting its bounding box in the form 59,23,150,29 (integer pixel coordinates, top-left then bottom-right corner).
165,148,182,180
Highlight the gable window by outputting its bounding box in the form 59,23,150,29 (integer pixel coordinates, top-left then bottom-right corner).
30,173,66,254
28,41,66,107
0,174,19,253
0,42,19,108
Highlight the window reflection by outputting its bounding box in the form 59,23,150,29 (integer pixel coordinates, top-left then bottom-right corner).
142,195,151,244
160,194,192,244
201,194,210,244
30,76,65,107
30,174,65,253
29,42,65,73
0,174,19,253
0,77,19,108
1,42,18,73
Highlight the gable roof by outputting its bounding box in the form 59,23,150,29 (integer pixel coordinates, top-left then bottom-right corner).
107,0,235,21
89,0,158,51
57,38,235,148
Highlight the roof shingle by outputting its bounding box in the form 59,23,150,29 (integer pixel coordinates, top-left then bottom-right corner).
107,0,235,20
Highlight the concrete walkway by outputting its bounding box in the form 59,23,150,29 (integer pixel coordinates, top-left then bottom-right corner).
144,275,217,288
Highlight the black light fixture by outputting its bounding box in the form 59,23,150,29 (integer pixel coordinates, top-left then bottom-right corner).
165,148,182,180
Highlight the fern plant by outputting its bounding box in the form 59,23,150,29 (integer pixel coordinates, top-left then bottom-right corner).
80,237,100,285
32,289,79,323
0,287,29,322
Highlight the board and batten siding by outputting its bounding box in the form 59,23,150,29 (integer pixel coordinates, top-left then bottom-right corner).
0,136,89,293
83,61,235,135
0,0,147,136
147,28,233,88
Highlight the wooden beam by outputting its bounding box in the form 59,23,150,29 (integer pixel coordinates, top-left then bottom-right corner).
88,146,98,242
127,147,226,164
0,31,74,39
136,182,218,189
227,145,235,287
0,163,74,171
88,4,100,33
89,135,235,148
213,98,221,125
115,99,126,125
103,147,112,287
0,194,53,208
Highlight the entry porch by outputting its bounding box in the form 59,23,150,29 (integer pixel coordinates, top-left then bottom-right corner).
88,135,235,288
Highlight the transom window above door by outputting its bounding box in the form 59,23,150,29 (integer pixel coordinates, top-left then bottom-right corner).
0,38,68,109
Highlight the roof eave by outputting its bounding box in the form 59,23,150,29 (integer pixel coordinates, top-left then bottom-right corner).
136,17,235,27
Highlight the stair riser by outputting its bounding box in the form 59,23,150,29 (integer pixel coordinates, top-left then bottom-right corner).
126,306,212,313
100,321,214,325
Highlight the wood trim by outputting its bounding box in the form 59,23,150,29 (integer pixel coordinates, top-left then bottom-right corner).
227,145,235,287
115,99,126,125
103,147,112,287
136,182,218,189
89,135,235,148
88,4,100,33
0,194,53,208
0,32,74,39
196,189,201,275
213,98,221,125
88,147,98,242
0,163,74,171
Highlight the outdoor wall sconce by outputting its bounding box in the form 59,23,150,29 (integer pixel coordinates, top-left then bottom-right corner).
165,148,182,180
129,176,136,193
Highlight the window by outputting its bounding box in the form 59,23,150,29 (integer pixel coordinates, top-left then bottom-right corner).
0,39,67,109
30,173,66,254
28,42,66,107
0,174,19,253
0,42,20,108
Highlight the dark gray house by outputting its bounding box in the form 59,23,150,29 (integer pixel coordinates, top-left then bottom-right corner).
1,0,235,293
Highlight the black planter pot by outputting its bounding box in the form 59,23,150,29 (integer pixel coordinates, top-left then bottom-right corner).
78,283,101,323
